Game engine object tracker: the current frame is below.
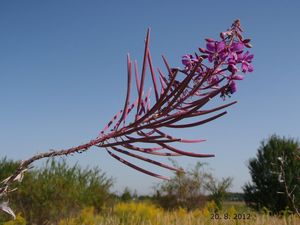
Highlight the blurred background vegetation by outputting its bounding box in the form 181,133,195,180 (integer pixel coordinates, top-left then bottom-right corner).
0,158,114,224
0,135,299,225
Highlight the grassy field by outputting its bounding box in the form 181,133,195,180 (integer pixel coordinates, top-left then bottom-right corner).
6,201,292,225
3,201,300,225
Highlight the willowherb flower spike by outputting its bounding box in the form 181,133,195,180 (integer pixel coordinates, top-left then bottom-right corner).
96,20,254,179
1,20,254,218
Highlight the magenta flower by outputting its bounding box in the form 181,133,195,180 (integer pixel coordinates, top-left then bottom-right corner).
239,51,254,73
230,41,244,52
183,20,254,98
182,54,198,70
205,39,227,62
232,74,244,80
229,81,238,94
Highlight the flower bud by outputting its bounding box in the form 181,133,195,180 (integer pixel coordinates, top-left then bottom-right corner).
198,48,207,53
205,38,214,42
244,43,252,48
232,75,244,80
237,33,244,41
243,39,251,44
227,64,238,73
229,81,237,94
220,32,225,39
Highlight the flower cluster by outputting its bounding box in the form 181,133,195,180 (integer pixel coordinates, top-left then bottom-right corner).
182,20,254,97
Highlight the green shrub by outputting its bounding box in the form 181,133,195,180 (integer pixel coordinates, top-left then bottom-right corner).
3,214,26,225
0,158,114,224
243,135,300,213
0,157,20,181
154,162,210,210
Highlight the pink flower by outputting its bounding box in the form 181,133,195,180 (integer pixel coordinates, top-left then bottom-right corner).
181,19,254,98
232,74,244,80
229,81,238,94
230,41,244,52
205,39,227,62
182,54,198,71
239,51,254,73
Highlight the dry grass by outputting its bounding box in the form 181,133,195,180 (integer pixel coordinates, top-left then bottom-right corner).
55,201,300,225
3,201,299,225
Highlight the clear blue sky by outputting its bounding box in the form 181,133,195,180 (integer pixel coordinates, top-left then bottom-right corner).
1,1,299,194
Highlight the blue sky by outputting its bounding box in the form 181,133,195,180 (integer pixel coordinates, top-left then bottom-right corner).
1,1,300,194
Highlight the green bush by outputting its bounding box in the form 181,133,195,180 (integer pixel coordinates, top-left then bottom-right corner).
154,162,210,210
0,158,114,224
243,135,300,213
3,214,26,225
154,161,233,211
0,157,20,183
205,176,233,210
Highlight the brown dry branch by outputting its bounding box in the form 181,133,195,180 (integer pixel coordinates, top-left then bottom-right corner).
278,151,300,217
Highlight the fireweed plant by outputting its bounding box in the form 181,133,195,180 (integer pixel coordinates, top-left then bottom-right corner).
0,20,253,218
